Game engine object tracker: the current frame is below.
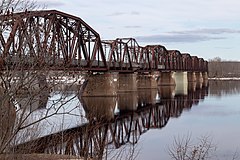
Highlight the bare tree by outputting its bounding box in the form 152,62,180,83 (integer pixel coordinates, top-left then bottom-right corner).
0,65,85,154
168,134,216,160
0,0,86,155
0,0,38,13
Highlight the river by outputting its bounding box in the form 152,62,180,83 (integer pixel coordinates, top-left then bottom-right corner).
14,80,240,160
138,80,240,160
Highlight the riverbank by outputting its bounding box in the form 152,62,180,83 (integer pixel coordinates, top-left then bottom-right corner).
208,77,240,80
0,154,82,160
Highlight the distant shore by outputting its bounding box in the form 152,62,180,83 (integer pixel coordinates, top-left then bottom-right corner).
208,77,240,80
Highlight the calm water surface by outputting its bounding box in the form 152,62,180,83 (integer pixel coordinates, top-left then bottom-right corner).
17,80,240,159
139,80,240,160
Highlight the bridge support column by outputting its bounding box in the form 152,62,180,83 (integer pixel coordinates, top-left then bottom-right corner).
158,72,175,86
174,72,188,95
188,82,197,92
138,89,158,105
118,92,138,111
195,72,203,89
202,72,208,87
202,72,208,80
81,97,117,121
137,72,158,89
82,73,117,96
187,72,196,82
158,85,175,98
118,73,137,92
195,72,203,84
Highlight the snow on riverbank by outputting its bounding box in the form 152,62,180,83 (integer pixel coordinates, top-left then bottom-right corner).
208,77,240,80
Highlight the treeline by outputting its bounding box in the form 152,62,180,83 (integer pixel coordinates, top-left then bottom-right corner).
208,57,240,78
209,80,240,96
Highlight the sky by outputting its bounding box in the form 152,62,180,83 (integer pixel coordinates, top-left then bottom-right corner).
35,0,240,61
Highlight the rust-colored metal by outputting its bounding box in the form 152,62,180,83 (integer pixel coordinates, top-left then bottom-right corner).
182,53,192,71
0,10,208,72
144,45,168,71
102,38,136,71
191,56,199,71
167,50,183,70
0,10,107,71
204,60,208,72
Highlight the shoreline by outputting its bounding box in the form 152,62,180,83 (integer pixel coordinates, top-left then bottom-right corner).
208,77,240,80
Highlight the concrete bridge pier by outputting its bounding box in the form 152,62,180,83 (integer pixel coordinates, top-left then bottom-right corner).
195,72,203,89
195,72,203,84
138,89,158,106
202,72,208,80
187,72,197,82
174,72,188,95
82,72,117,96
158,85,175,99
118,73,137,92
118,92,138,111
158,72,175,86
202,72,209,87
81,97,117,121
196,81,203,89
188,82,197,92
137,72,158,89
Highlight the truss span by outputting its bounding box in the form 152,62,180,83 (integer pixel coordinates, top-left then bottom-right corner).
0,10,208,72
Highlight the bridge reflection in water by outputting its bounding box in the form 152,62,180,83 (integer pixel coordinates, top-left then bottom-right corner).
14,81,208,159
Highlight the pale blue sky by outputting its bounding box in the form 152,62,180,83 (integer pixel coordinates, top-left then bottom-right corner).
36,0,240,61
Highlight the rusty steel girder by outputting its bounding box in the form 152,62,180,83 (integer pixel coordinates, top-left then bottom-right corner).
199,58,204,72
0,10,208,72
167,50,183,70
102,38,150,72
191,56,199,71
0,10,107,71
144,45,168,71
116,38,140,64
182,53,192,71
203,60,208,72
102,39,133,71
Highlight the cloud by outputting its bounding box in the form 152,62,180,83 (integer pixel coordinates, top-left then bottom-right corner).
136,28,240,43
107,12,126,16
107,11,140,16
36,0,65,7
130,11,140,15
136,34,225,43
214,46,233,50
169,28,240,35
124,25,141,29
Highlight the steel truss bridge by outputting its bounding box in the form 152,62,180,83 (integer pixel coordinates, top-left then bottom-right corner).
0,10,208,72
